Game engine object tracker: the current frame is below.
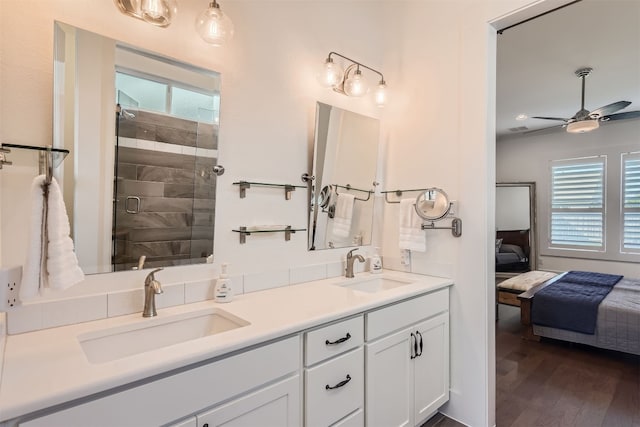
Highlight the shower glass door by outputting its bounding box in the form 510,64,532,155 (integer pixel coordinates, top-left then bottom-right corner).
113,90,140,270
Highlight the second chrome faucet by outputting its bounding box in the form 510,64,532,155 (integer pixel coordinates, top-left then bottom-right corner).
345,249,365,278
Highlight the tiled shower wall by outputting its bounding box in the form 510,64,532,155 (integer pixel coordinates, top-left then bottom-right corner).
114,111,217,270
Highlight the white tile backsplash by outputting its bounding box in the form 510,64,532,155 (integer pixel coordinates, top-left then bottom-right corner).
290,264,327,285
108,289,144,318
156,283,185,309
41,295,107,329
327,261,345,278
184,278,216,304
6,261,353,334
243,269,290,294
7,303,43,334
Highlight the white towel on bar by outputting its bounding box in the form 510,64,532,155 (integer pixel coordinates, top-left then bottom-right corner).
399,198,426,252
332,193,355,238
21,176,47,299
20,176,84,300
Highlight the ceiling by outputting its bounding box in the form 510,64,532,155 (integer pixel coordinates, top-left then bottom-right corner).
496,0,640,139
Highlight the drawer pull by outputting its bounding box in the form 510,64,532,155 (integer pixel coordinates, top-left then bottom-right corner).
325,332,351,346
326,374,351,390
416,331,423,357
410,332,417,359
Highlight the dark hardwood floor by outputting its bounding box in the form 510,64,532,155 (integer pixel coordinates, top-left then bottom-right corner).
496,304,640,427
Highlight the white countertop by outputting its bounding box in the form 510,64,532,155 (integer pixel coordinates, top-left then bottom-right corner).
0,270,452,421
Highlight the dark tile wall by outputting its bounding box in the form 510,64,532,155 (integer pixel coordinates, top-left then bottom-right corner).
118,111,218,149
113,112,217,271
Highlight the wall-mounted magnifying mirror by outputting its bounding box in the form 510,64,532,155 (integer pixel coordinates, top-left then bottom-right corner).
53,22,221,274
415,188,451,221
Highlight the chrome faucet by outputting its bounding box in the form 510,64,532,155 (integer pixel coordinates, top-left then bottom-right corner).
143,268,164,317
345,249,365,278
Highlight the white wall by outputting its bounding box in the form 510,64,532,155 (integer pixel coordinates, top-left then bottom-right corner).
0,1,561,426
0,0,388,276
497,119,640,276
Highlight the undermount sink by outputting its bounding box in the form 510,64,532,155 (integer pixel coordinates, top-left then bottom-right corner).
79,308,250,364
334,276,414,293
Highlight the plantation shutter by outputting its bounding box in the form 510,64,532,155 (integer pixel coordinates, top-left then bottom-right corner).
623,153,640,251
550,157,605,249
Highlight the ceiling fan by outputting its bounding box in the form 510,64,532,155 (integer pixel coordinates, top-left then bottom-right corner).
530,67,640,134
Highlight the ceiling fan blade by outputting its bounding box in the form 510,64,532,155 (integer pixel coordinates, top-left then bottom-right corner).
531,116,569,122
589,101,631,118
601,110,640,121
523,124,566,135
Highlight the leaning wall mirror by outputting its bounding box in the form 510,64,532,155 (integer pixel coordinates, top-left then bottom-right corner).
495,182,537,274
54,22,221,274
308,102,380,250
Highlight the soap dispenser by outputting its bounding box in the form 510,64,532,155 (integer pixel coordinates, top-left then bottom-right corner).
214,263,234,303
370,247,382,274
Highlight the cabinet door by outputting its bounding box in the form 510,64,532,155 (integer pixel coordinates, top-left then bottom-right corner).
197,375,300,427
412,312,449,426
365,327,413,427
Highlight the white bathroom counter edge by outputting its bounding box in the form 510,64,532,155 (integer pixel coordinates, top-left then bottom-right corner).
0,271,452,421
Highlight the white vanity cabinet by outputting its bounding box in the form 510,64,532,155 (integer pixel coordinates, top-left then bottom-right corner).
303,316,365,427
195,375,300,426
16,337,300,427
365,289,450,427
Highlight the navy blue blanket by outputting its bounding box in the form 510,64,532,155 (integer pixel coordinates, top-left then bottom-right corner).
531,271,623,334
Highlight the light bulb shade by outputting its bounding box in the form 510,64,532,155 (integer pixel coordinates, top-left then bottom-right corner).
317,59,344,88
343,70,368,97
195,2,235,46
140,0,176,26
374,82,387,107
566,120,599,133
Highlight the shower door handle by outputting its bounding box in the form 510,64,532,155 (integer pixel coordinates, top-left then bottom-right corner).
125,196,141,214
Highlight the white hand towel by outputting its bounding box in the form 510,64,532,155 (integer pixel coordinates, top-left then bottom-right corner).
399,198,426,252
20,176,84,300
332,193,355,238
46,177,84,290
21,176,47,299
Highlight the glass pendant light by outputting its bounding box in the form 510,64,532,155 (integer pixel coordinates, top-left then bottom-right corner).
316,57,344,88
343,67,368,97
195,0,235,46
374,81,387,107
140,0,177,26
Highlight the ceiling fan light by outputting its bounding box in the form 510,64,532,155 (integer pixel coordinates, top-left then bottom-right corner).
566,120,599,134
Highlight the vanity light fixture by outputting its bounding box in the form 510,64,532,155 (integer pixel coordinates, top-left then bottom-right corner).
317,52,388,107
114,0,177,27
195,0,235,46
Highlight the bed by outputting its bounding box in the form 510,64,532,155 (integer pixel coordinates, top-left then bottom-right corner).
495,230,530,273
518,272,640,356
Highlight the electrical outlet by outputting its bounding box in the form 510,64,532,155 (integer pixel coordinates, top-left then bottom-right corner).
400,249,411,266
0,266,22,310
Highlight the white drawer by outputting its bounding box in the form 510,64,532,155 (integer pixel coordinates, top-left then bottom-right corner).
305,315,363,366
331,408,364,427
366,289,448,341
305,347,364,427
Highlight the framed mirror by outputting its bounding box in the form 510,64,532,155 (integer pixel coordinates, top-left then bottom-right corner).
415,188,451,221
495,182,537,275
54,22,221,274
308,102,379,250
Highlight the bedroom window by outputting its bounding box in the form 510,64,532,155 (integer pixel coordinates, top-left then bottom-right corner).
549,156,605,250
622,152,640,252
